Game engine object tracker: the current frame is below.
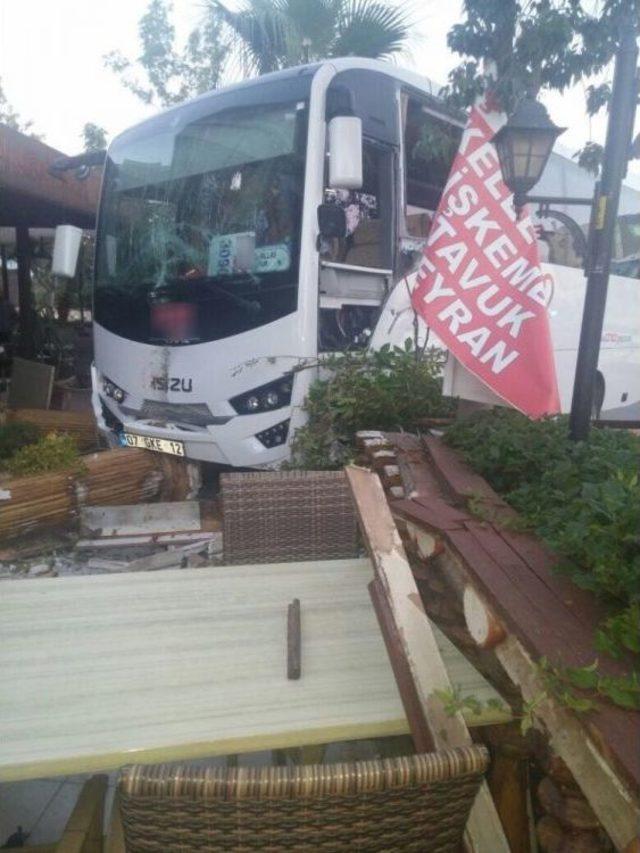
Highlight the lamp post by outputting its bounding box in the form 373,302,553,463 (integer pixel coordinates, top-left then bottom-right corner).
492,17,638,441
567,21,638,440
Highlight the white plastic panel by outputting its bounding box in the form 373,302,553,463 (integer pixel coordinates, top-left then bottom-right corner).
328,116,363,189
51,225,83,278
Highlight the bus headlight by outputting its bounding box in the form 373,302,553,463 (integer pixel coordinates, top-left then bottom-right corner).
230,374,293,415
102,376,127,405
255,419,290,449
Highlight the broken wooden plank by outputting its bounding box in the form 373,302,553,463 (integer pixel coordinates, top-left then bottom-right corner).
497,525,609,629
86,559,130,573
439,541,640,851
126,550,188,572
345,465,510,853
81,501,201,537
383,432,444,498
448,526,595,668
385,434,640,841
497,636,640,851
423,433,500,500
393,495,471,532
75,532,221,550
369,578,433,753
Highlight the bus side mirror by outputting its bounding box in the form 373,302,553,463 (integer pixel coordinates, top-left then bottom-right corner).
317,203,347,239
52,225,83,278
328,116,362,189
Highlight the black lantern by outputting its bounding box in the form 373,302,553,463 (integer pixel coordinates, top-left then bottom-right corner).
492,98,565,214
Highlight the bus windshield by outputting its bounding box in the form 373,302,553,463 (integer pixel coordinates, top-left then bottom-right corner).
95,99,308,345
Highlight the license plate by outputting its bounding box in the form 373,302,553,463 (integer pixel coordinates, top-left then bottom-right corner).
122,433,185,457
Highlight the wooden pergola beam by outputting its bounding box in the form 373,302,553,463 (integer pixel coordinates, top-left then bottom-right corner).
0,125,100,227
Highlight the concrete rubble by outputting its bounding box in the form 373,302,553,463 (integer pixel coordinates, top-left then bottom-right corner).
1,499,223,579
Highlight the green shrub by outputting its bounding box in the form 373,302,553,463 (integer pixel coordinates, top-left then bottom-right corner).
445,408,640,608
290,343,454,469
0,421,41,461
6,432,83,477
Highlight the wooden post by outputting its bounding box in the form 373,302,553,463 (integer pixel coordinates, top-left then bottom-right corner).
57,774,108,852
484,725,533,853
15,225,34,358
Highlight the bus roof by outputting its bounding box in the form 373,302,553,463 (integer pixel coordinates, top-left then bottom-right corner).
108,57,639,207
109,58,442,147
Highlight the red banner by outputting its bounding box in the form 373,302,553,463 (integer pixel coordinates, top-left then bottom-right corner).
411,103,560,418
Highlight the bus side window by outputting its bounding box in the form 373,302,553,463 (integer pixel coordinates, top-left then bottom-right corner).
322,139,393,270
401,97,461,267
614,213,640,279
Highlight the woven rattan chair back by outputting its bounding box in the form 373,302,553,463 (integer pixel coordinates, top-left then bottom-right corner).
221,470,359,564
118,745,488,852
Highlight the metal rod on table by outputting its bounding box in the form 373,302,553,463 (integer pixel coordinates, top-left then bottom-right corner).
287,598,301,680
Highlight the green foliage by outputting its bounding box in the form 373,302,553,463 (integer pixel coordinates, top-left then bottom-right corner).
435,685,510,719
289,343,453,470
82,123,108,152
105,0,230,107
596,603,640,658
0,422,41,462
585,82,612,116
441,685,544,737
538,657,598,714
573,140,604,176
444,408,568,493
442,0,639,178
412,120,461,187
539,657,640,712
443,0,637,113
444,408,639,710
211,0,412,75
445,409,640,607
6,433,83,477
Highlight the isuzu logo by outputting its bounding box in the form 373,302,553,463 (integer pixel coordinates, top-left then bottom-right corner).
150,376,193,393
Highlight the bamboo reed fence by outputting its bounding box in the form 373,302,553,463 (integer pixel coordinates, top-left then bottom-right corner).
4,408,101,452
0,448,184,541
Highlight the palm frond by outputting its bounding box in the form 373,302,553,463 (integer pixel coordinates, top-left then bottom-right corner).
209,0,411,75
209,0,291,74
332,0,411,59
278,0,337,59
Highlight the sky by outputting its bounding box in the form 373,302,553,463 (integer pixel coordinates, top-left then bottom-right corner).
1,0,638,188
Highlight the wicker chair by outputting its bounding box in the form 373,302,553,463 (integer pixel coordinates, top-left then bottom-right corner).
221,470,359,565
117,745,488,852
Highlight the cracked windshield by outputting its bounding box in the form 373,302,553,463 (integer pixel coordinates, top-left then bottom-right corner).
95,100,307,345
